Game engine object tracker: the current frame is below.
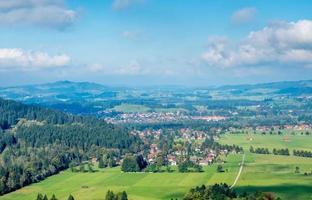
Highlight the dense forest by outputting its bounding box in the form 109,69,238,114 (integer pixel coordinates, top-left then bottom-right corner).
0,98,143,195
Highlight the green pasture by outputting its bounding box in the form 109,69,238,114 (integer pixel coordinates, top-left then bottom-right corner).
2,133,312,200
219,132,312,151
112,104,150,113
0,154,241,200
220,133,312,199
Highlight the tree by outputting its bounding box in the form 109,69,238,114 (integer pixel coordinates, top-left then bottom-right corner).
217,165,224,173
79,163,85,172
43,195,48,200
36,193,43,200
67,194,75,200
121,156,140,172
105,190,116,200
249,146,254,153
108,158,116,168
87,163,94,173
98,157,105,168
69,162,75,172
178,162,188,173
136,155,147,170
119,191,128,200
50,194,58,200
194,164,203,172
295,166,300,174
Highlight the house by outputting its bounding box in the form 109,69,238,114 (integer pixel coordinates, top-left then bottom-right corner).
91,157,98,164
199,158,209,166
167,155,177,166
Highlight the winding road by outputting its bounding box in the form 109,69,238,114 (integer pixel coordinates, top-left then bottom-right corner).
230,153,246,189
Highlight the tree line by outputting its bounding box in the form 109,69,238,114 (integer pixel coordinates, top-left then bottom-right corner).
183,183,281,200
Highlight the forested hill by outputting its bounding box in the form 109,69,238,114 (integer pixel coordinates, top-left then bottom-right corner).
0,98,143,195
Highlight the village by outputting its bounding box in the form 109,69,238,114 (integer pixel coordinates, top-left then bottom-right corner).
104,112,227,124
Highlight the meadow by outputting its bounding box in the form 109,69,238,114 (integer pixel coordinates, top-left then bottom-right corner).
0,155,241,200
2,133,312,200
112,104,151,113
220,133,312,200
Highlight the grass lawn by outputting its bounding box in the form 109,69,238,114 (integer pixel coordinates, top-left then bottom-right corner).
0,154,241,200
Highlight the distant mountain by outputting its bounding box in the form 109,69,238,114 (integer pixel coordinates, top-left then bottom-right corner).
0,81,119,115
0,79,311,116
216,80,312,96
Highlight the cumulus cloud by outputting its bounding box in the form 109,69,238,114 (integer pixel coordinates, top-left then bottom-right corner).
0,0,77,29
231,7,257,25
112,0,145,10
201,20,312,68
0,48,70,71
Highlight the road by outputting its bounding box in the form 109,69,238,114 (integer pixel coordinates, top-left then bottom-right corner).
230,153,246,189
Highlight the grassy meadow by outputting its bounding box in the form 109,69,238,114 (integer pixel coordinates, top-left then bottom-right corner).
112,104,151,113
2,133,312,200
220,133,312,200
0,154,242,200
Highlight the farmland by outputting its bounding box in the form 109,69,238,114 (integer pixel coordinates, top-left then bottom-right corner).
2,133,312,200
0,155,241,200
220,133,312,200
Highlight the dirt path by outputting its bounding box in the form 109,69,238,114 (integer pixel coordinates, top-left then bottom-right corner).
230,153,245,189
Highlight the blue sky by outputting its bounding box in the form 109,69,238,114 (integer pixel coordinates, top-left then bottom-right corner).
0,0,312,86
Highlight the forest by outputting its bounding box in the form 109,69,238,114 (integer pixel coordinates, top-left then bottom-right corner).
0,98,142,195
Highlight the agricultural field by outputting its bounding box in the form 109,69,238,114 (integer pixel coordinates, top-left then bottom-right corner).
112,104,151,113
0,155,241,200
1,133,312,200
219,132,312,151
220,133,312,200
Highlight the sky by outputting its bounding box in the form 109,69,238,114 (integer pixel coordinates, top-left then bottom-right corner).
0,0,312,87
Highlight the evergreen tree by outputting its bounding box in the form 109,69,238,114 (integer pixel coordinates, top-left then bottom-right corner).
50,194,58,200
67,194,75,200
36,193,43,200
43,194,48,200
98,157,105,168
105,190,116,200
119,191,128,200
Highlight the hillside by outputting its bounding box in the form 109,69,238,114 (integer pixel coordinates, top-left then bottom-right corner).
0,98,142,195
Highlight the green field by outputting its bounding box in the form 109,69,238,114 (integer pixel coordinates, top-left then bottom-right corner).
220,133,312,200
2,133,312,200
0,155,241,200
219,132,312,151
112,104,150,113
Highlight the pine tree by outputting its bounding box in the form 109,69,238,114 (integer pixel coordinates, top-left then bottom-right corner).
68,194,75,200
105,190,116,200
36,193,43,200
50,194,58,200
43,194,48,200
98,157,105,168
119,191,128,200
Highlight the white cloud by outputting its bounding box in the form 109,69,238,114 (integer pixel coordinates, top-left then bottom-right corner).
231,7,257,25
0,0,77,29
0,48,70,71
112,0,145,10
202,20,312,68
